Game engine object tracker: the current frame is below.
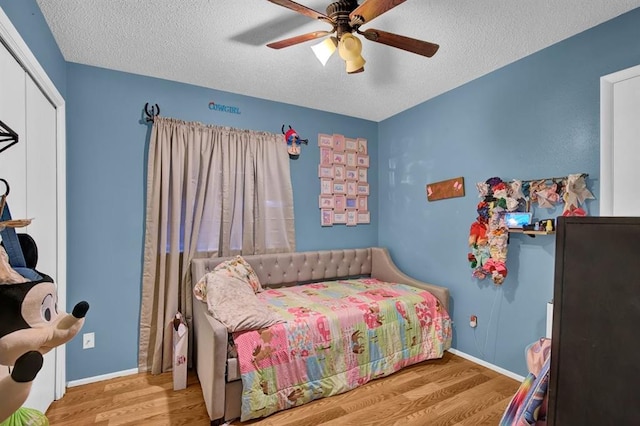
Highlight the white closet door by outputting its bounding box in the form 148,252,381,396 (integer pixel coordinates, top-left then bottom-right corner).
601,64,640,217
22,77,58,414
1,7,67,408
25,77,57,277
612,75,640,216
0,41,27,217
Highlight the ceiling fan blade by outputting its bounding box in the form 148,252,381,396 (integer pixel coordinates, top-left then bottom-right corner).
267,0,331,22
349,0,407,26
360,28,439,57
267,31,332,49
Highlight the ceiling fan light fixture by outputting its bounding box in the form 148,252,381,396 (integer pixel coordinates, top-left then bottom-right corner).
266,0,440,75
338,33,365,74
344,54,366,73
311,37,338,66
346,63,365,74
338,33,361,60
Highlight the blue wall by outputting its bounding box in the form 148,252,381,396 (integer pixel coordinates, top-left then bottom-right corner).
64,64,378,380
0,1,66,97
379,7,640,376
4,0,640,381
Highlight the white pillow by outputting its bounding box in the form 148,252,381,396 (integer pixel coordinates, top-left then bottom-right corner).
193,256,263,302
213,255,263,293
201,271,283,332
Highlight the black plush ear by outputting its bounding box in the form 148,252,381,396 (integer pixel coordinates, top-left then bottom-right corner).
0,233,38,269
18,234,38,270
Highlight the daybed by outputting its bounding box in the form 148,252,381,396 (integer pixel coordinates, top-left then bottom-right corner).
191,247,451,425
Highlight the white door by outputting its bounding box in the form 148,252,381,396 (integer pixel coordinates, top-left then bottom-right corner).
22,77,58,413
0,34,27,215
0,17,62,413
601,64,640,216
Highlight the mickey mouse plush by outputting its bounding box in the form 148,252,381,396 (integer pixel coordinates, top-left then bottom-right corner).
0,237,89,423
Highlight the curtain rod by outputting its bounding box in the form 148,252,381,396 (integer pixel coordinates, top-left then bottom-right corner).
519,173,588,184
144,103,160,122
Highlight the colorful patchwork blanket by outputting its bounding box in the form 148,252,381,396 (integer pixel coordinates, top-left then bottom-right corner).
232,278,452,421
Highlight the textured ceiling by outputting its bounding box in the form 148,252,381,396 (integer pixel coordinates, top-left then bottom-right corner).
37,0,640,121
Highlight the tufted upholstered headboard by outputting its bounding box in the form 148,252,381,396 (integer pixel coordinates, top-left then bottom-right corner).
191,247,449,310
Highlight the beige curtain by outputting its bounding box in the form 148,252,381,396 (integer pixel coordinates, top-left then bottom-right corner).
139,117,295,373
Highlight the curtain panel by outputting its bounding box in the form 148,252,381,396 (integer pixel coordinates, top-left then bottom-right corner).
139,117,295,374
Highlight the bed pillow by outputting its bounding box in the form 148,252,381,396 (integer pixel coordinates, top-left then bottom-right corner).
199,270,283,332
213,255,263,293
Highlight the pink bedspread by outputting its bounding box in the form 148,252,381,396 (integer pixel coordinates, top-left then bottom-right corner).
232,278,452,421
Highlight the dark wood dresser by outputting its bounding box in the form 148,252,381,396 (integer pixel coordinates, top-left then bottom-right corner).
549,216,640,425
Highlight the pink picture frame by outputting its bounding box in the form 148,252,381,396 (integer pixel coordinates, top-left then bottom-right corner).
345,167,358,181
333,212,347,224
358,168,367,183
333,165,345,181
346,197,357,209
357,196,368,211
319,195,334,209
346,210,357,226
357,183,370,195
318,133,334,148
320,178,333,195
346,181,357,196
357,138,368,154
346,152,357,167
357,154,369,168
332,134,345,152
320,147,333,166
321,209,334,226
357,211,370,224
333,181,346,194
333,152,346,165
318,165,333,178
334,194,346,212
345,138,357,151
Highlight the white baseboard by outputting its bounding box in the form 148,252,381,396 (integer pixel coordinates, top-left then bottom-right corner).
66,368,141,388
447,348,525,382
66,352,521,388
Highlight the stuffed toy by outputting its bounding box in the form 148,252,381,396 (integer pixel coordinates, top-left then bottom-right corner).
0,197,89,424
281,125,308,159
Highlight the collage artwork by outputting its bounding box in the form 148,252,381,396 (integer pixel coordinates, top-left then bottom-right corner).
318,133,370,226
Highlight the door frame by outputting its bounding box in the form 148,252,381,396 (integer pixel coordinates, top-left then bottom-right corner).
0,7,68,399
600,63,640,216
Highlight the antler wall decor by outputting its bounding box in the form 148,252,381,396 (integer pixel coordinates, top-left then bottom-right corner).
0,120,19,155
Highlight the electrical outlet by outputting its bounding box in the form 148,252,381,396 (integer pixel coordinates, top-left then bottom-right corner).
469,315,478,328
83,332,95,349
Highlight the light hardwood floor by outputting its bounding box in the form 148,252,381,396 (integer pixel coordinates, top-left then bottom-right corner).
46,352,519,426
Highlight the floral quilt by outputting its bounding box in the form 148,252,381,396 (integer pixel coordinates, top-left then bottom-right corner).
232,278,452,421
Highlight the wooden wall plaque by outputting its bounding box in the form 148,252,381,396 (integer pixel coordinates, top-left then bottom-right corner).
426,177,465,201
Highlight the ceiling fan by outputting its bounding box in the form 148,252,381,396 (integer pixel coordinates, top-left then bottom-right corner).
265,0,439,74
